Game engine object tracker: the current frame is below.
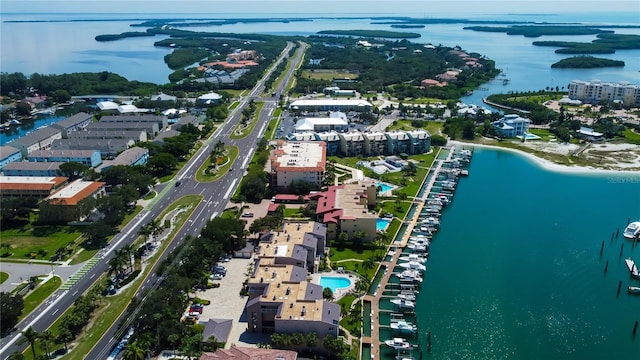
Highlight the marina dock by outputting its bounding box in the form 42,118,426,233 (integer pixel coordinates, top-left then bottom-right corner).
362,146,472,360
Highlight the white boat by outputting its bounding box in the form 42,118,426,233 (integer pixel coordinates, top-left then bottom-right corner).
409,238,430,247
625,258,640,278
390,297,415,310
421,217,440,227
427,199,445,206
385,338,413,350
396,291,416,302
399,261,426,272
391,320,417,334
9,119,21,125
399,254,427,264
628,286,640,294
396,270,423,283
407,243,428,253
623,221,640,239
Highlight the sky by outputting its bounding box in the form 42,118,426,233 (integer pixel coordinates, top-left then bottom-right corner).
2,0,639,15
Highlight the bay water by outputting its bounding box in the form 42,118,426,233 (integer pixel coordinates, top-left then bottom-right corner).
414,148,640,360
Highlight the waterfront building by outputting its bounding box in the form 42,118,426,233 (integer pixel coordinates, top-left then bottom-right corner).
3,161,64,177
0,176,69,198
50,112,93,138
95,147,150,173
308,181,378,241
255,221,327,273
492,114,531,138
407,129,431,154
568,80,640,107
245,263,339,337
0,145,23,170
6,127,63,157
270,141,326,190
385,131,411,155
40,179,106,222
577,127,604,142
199,346,297,360
28,149,102,168
289,99,372,112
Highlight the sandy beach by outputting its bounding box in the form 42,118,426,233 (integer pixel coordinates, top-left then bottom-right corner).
450,140,640,175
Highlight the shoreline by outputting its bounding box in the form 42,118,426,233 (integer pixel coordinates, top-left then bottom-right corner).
449,140,640,176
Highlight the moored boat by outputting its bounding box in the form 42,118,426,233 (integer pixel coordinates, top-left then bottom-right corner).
390,297,415,310
399,261,426,272
384,338,413,350
623,221,640,239
390,320,418,334
628,286,640,294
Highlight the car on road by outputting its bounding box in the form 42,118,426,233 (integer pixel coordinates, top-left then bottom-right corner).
175,181,182,187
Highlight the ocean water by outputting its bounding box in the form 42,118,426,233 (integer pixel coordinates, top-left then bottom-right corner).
2,12,639,92
414,148,640,360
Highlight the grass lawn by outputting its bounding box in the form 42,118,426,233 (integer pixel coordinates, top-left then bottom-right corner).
143,191,157,200
69,249,98,265
335,260,378,281
337,294,357,311
230,102,265,139
0,225,81,261
529,128,555,141
229,101,240,110
195,146,239,182
0,272,8,284
387,119,444,136
32,195,203,360
379,200,411,220
624,128,640,145
384,219,402,242
300,69,358,81
265,117,280,140
283,207,305,218
223,89,247,98
19,276,62,322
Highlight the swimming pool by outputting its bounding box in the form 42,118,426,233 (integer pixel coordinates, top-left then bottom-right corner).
376,183,394,193
319,276,352,293
377,218,391,231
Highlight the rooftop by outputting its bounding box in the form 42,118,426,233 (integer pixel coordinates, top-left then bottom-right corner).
0,176,68,191
271,141,326,172
45,179,105,205
289,99,372,107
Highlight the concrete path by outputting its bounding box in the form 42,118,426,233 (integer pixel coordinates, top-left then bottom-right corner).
0,261,84,293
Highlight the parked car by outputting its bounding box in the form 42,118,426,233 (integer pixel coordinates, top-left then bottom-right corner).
210,274,223,280
189,306,203,314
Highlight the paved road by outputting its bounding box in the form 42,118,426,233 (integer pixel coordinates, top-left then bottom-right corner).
0,41,305,360
0,262,83,293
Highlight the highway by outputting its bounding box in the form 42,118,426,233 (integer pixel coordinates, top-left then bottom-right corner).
0,41,306,360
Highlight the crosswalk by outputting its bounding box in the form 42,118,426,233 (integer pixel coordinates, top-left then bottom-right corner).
60,257,100,290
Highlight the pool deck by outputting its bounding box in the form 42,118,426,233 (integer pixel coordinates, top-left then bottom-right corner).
310,271,357,300
363,147,455,360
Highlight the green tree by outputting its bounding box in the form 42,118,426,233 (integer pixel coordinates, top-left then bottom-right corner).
56,326,73,352
18,327,40,360
147,152,178,177
39,330,54,359
122,340,145,360
322,287,334,301
0,293,24,336
51,89,71,103
58,162,89,180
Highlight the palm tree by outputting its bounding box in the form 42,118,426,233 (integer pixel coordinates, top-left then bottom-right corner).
122,340,145,360
39,330,54,359
108,254,126,279
56,327,73,352
121,244,134,272
17,327,39,359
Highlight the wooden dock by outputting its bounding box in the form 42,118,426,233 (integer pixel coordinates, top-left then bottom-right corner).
365,147,457,360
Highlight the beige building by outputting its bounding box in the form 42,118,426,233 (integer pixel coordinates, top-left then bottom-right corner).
270,141,326,190
308,181,378,241
200,346,297,360
256,221,326,273
245,263,339,337
568,80,640,106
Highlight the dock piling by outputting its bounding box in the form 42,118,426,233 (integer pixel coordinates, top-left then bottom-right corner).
617,227,620,237
604,260,609,274
634,321,638,337
617,281,622,295
600,241,605,256
620,243,624,258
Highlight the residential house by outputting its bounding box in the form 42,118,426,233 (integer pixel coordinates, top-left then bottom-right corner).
67,129,147,143
492,114,531,138
28,149,102,168
51,138,133,158
95,147,149,172
85,122,158,139
172,115,199,131
99,114,168,132
199,346,297,360
0,145,23,170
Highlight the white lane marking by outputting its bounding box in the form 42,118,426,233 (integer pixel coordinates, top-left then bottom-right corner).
223,179,238,200
241,148,253,169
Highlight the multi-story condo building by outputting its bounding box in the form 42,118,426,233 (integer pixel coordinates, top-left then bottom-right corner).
568,80,640,107
28,149,102,168
339,132,366,157
0,145,23,170
270,141,326,190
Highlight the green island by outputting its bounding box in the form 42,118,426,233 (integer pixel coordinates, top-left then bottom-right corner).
551,56,625,68
533,33,640,54
463,25,613,37
316,29,421,38
390,24,426,29
94,31,155,42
